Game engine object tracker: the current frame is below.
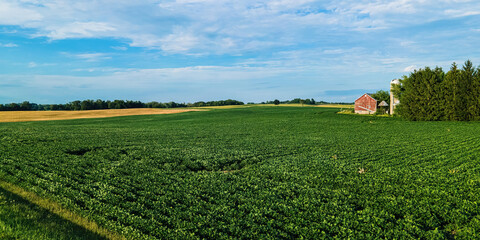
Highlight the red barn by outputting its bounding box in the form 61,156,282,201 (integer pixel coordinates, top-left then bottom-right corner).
355,94,377,114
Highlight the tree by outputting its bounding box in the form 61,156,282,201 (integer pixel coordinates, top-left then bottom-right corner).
370,90,390,106
396,67,445,120
444,63,462,120
20,101,32,111
472,66,480,120
69,101,81,111
81,100,95,110
463,60,477,120
273,99,280,105
8,103,20,111
393,60,480,121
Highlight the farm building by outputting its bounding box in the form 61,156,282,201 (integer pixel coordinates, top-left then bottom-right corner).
354,93,377,114
390,79,400,114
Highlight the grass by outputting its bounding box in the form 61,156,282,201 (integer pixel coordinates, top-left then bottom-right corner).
1,106,480,239
0,184,106,240
0,180,124,240
0,104,352,123
253,103,354,108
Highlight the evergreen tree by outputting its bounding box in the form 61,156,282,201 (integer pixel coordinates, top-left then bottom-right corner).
396,69,424,120
472,66,480,120
421,67,444,120
444,63,462,120
463,60,476,120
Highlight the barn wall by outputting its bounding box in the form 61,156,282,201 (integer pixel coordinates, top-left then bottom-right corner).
355,94,377,114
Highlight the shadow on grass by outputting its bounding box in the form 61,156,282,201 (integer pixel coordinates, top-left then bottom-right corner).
0,187,106,240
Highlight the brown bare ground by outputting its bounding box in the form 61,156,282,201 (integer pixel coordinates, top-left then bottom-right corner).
0,108,203,123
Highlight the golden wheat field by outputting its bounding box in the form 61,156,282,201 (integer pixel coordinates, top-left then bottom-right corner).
0,108,203,123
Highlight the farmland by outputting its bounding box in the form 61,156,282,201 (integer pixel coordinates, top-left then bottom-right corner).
0,108,201,123
1,106,480,239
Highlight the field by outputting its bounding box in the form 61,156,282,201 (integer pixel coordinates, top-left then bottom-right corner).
1,106,480,239
0,108,201,123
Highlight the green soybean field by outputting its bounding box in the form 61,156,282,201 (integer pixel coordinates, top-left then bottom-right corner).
1,106,480,239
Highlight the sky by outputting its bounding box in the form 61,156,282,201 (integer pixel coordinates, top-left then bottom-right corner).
1,0,480,104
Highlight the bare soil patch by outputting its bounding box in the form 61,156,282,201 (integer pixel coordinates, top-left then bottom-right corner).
0,108,203,123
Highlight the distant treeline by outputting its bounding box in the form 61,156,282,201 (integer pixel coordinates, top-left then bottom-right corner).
0,99,244,111
257,98,353,105
393,60,480,121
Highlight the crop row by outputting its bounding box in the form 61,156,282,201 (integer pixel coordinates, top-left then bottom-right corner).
1,107,480,239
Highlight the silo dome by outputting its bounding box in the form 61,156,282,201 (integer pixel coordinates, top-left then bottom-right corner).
391,79,400,85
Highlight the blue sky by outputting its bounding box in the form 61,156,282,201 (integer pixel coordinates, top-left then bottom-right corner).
1,0,480,104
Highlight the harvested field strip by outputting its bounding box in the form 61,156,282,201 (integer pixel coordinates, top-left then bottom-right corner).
0,180,125,240
0,108,203,123
316,104,354,108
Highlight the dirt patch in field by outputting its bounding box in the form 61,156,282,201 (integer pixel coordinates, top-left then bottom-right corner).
0,108,203,123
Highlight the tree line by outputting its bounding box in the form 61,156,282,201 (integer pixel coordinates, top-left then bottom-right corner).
260,98,353,105
393,60,480,121
0,99,244,111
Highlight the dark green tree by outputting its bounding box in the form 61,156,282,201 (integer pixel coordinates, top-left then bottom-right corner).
20,101,32,110
463,60,477,120
444,63,462,120
370,90,390,105
472,66,480,120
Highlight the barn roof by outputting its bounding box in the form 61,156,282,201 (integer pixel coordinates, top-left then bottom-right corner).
354,93,377,103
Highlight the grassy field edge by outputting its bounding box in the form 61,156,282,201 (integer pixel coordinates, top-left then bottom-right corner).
0,179,125,240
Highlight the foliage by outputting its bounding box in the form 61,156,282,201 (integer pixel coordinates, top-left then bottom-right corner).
1,107,480,239
0,187,105,239
264,98,322,105
370,90,390,106
394,60,480,121
0,99,244,111
370,90,390,114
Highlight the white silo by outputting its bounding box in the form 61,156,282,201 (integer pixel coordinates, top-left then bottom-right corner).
390,79,400,115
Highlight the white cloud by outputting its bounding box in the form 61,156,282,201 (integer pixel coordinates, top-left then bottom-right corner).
111,46,128,51
41,21,117,40
0,0,479,56
62,52,112,62
27,61,57,68
76,53,111,62
403,65,417,72
0,1,43,25
444,9,480,18
28,62,37,68
159,31,200,53
0,43,18,47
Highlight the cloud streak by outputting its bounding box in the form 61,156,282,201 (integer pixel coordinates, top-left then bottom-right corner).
0,43,17,47
0,1,480,103
1,0,478,54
